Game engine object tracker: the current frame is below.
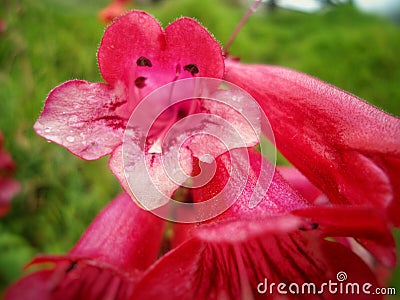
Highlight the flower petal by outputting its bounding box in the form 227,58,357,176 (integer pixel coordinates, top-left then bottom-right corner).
278,166,327,204
192,148,308,219
164,17,224,79
34,80,127,160
67,192,164,273
109,142,194,210
293,206,396,267
5,193,165,300
5,262,136,300
98,11,224,97
133,224,382,299
225,60,400,226
98,11,165,86
5,270,52,300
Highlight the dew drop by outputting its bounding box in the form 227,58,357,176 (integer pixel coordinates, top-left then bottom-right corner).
44,127,51,133
66,136,75,143
80,133,87,146
68,115,79,125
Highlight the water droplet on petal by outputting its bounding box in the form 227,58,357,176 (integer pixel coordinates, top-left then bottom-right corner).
66,136,75,143
68,115,79,125
44,127,51,133
80,132,87,146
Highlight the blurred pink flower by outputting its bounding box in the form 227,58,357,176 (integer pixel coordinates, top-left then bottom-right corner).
98,0,131,24
0,131,20,217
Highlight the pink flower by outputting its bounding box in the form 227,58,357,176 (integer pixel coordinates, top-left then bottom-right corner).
224,60,400,226
98,0,130,24
134,151,394,299
34,11,400,223
0,19,6,34
30,9,400,299
5,193,164,300
6,151,395,299
0,131,20,217
34,11,256,209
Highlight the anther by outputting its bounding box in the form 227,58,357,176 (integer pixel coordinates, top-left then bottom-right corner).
184,64,199,76
136,56,152,67
135,77,147,88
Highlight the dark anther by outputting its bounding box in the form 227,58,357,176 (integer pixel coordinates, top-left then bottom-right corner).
183,64,199,76
136,56,152,67
299,223,318,231
65,261,78,273
135,77,147,88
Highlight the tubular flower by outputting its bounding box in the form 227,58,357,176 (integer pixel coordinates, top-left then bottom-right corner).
29,8,400,300
5,151,395,299
224,60,400,226
34,11,236,207
34,10,400,222
0,131,20,217
33,10,261,214
130,151,395,299
5,193,164,300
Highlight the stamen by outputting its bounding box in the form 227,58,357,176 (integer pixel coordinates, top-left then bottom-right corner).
224,0,266,55
136,56,152,67
135,76,147,88
183,64,199,76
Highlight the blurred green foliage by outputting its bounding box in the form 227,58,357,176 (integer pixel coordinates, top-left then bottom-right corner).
0,0,399,296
